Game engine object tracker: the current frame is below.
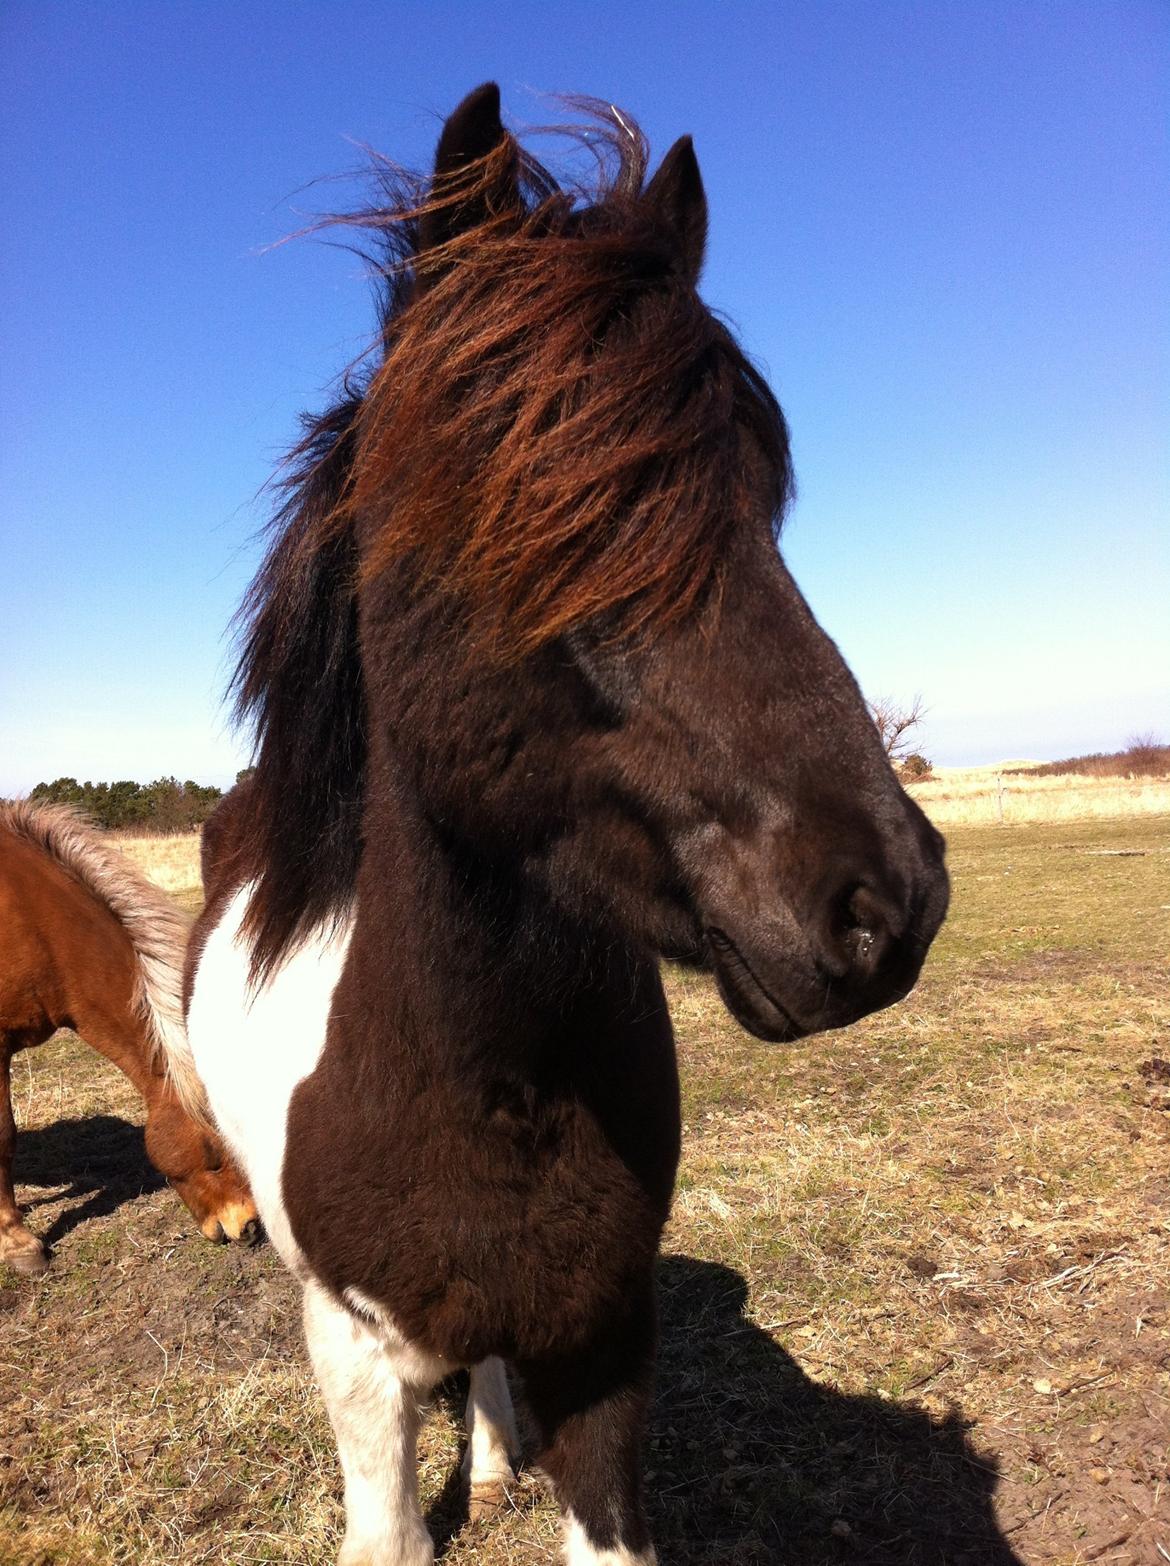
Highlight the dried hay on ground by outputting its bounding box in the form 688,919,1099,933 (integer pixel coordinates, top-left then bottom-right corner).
908,765,1170,826
1,817,1166,1564
115,833,202,906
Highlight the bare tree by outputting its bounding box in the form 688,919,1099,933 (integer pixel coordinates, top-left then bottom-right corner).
868,694,926,764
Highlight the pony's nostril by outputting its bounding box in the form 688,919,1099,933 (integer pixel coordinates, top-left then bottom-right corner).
241,1217,263,1246
825,882,898,977
853,924,877,961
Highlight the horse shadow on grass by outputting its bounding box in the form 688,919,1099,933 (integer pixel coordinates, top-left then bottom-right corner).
429,1254,1024,1565
12,1113,164,1254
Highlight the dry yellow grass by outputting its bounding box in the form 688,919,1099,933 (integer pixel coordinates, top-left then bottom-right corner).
2,816,1166,1566
115,833,202,901
908,763,1170,826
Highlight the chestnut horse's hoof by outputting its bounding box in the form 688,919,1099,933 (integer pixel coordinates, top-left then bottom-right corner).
0,1232,49,1276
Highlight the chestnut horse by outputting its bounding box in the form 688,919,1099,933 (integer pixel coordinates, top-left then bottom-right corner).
0,801,256,1274
175,86,948,1565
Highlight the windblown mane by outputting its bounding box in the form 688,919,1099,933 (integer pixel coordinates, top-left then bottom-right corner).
233,101,794,977
1,800,204,1114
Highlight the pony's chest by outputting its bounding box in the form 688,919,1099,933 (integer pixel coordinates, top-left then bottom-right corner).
188,887,679,1362
282,1015,679,1362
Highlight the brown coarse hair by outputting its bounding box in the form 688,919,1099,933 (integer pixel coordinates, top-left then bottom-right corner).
230,95,795,973
301,102,793,659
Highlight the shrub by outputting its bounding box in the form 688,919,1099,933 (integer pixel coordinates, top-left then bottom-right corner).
900,753,934,782
1005,737,1170,780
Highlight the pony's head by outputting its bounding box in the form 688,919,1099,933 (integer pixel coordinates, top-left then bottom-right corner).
238,84,948,1038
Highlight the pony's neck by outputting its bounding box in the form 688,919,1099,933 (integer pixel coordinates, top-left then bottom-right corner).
62,987,164,1105
353,761,625,1068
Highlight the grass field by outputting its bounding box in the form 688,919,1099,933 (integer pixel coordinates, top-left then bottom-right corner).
116,834,203,902
905,765,1170,827
2,817,1167,1564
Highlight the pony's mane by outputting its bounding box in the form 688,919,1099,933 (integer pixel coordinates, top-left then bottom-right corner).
232,100,794,977
1,800,205,1115
350,106,791,652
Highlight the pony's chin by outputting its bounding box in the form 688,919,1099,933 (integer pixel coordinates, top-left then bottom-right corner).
705,928,807,1044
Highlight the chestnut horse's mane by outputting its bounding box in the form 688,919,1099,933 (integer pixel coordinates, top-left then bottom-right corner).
231,100,794,977
1,800,205,1115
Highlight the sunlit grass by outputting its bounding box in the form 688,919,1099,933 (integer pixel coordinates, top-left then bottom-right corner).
2,817,1167,1564
909,762,1170,825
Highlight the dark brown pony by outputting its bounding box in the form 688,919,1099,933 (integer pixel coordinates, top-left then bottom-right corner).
179,86,949,1565
0,801,256,1274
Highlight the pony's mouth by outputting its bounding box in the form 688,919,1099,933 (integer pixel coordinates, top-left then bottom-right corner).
705,927,806,1043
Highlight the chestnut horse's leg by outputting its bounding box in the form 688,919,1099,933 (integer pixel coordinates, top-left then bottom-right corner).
462,1357,519,1519
518,1286,658,1566
303,1278,445,1566
0,1040,48,1276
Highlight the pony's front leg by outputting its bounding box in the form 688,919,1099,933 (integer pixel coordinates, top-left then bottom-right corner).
462,1357,520,1518
0,1042,48,1276
303,1279,443,1566
518,1293,658,1566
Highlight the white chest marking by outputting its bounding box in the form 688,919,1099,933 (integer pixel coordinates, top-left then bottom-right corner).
186,883,355,1275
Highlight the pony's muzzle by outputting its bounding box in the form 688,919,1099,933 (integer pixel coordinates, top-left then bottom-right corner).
810,866,947,1017
706,817,949,1043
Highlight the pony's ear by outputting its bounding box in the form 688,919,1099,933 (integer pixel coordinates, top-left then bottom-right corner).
643,135,707,284
418,82,519,259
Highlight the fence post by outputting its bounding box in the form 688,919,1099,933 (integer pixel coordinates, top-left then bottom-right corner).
996,772,1005,824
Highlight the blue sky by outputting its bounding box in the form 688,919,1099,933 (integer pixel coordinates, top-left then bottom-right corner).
2,1,1166,793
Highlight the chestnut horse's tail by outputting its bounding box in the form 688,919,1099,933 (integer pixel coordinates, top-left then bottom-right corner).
0,800,209,1123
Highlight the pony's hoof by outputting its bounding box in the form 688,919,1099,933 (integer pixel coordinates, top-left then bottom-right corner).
337,1534,434,1566
468,1478,512,1522
1,1235,48,1276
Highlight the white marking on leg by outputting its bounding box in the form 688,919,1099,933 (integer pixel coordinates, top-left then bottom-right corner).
305,1279,441,1566
463,1357,519,1495
186,883,354,1274
564,1515,657,1566
343,1286,456,1386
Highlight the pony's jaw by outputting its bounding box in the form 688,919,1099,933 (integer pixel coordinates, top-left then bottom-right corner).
704,927,805,1042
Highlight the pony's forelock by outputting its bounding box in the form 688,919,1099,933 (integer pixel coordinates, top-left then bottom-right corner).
282,102,793,660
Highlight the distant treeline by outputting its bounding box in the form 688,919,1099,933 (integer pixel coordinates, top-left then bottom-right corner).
1005,735,1169,780
28,776,225,831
